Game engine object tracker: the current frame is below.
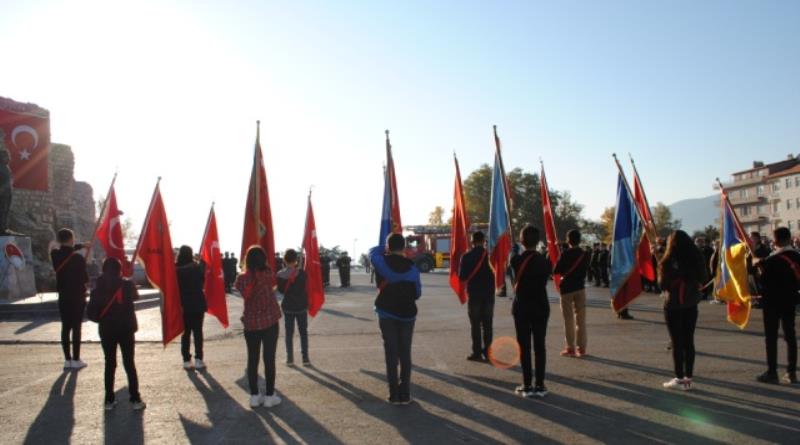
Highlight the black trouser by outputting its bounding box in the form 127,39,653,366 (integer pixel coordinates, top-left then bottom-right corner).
379,318,415,399
468,295,494,356
664,306,698,379
284,312,309,362
601,268,609,287
58,298,85,361
339,267,350,286
181,312,204,362
514,308,549,388
244,324,279,396
763,303,797,375
100,328,140,403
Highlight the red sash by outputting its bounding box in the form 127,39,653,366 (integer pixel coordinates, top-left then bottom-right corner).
777,253,800,281
463,250,488,285
54,251,80,274
280,269,299,294
99,287,123,320
561,253,586,280
513,254,536,293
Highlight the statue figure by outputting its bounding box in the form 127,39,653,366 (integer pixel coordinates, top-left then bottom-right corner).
0,129,13,235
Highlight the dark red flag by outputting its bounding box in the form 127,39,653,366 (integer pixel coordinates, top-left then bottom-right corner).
302,194,325,317
386,130,402,233
449,154,469,304
241,121,276,271
631,159,656,281
201,205,228,328
134,181,183,346
95,178,133,277
540,162,561,289
0,96,50,191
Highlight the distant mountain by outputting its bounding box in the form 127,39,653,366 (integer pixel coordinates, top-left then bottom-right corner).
668,194,718,234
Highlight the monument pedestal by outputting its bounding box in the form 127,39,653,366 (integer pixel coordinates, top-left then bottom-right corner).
0,235,37,301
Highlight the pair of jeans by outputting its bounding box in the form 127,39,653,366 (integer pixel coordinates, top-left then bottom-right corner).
284,312,309,362
59,298,85,361
560,289,587,350
763,303,797,374
514,308,549,388
379,318,415,399
664,306,698,379
467,296,494,357
100,328,140,403
181,312,204,362
244,324,279,396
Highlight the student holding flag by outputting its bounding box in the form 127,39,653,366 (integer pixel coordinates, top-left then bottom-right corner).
277,249,310,367
554,230,590,357
175,246,207,370
458,231,495,362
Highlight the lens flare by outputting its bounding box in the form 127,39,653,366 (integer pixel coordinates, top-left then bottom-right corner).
488,336,521,369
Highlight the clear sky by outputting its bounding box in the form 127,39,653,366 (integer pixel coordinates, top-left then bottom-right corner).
2,0,799,257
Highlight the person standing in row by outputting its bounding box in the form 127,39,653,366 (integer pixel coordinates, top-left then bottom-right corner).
176,246,207,370
659,230,707,391
337,252,352,288
511,225,552,398
459,231,495,362
235,246,282,408
554,229,590,357
87,258,146,411
50,228,89,371
755,227,798,384
370,234,422,405
277,249,311,367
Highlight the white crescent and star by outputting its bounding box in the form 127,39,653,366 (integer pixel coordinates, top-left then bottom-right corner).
109,216,124,250
11,125,39,157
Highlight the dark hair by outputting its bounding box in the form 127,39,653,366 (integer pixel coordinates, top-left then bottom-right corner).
567,229,581,246
284,249,298,264
387,233,405,252
774,227,791,244
176,245,194,266
472,231,485,243
750,231,761,241
245,245,268,272
102,257,122,277
659,230,705,282
57,228,74,243
520,225,539,249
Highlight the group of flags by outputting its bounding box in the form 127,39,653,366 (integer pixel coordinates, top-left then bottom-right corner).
93,122,325,346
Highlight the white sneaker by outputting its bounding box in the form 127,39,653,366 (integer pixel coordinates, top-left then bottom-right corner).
104,401,117,411
131,400,147,410
263,394,282,408
64,360,72,371
183,361,194,370
249,394,263,408
662,377,687,390
194,359,206,370
71,359,87,370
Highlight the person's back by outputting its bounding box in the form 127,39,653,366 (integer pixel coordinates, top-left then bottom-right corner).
511,250,551,315
374,254,420,319
277,266,309,313
554,246,589,295
458,245,494,300
176,261,207,313
759,249,800,308
52,245,88,297
90,275,139,335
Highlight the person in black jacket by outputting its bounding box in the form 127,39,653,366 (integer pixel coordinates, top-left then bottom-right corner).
511,225,552,398
458,231,494,362
337,252,352,287
87,257,146,410
370,234,422,405
50,228,89,371
176,245,207,370
554,230,590,357
277,249,310,366
755,227,799,384
659,230,708,391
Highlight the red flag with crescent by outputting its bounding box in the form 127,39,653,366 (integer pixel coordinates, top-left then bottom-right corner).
134,182,183,346
0,96,50,191
449,155,470,303
241,123,276,271
95,183,133,277
302,195,325,317
540,163,561,289
201,206,228,328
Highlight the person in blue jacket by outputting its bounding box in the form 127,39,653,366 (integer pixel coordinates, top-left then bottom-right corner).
369,233,422,405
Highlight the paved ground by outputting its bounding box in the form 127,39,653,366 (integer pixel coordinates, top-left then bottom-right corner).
0,272,798,444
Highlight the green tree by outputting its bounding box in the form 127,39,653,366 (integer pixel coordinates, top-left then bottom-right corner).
580,219,607,244
463,164,492,225
600,207,616,244
652,202,682,238
692,224,720,243
428,206,445,225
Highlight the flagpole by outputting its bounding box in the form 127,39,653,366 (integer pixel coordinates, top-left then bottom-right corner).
715,177,755,252
539,158,559,244
86,171,118,257
628,154,659,251
134,177,161,263
493,125,513,236
612,154,648,229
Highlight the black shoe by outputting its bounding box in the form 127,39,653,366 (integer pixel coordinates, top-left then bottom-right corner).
619,313,634,320
756,372,779,384
302,358,312,367
466,353,484,362
532,386,548,398
398,395,412,405
782,372,798,384
286,359,295,367
387,395,401,405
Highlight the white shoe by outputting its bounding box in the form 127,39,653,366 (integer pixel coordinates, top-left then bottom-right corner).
183,361,194,370
194,359,206,370
662,377,687,390
104,401,117,411
682,378,693,390
249,394,263,408
71,359,87,370
64,360,72,371
263,394,282,408
131,400,147,410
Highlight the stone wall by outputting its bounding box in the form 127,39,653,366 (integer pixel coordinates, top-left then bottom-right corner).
9,143,95,291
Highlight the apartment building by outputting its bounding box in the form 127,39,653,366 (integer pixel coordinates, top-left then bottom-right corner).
718,155,800,235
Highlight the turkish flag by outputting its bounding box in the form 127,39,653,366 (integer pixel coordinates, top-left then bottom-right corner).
134,182,183,346
385,131,403,234
200,206,228,328
95,182,133,277
241,124,276,271
632,169,656,281
0,97,50,191
449,155,469,304
540,163,561,289
302,196,325,317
